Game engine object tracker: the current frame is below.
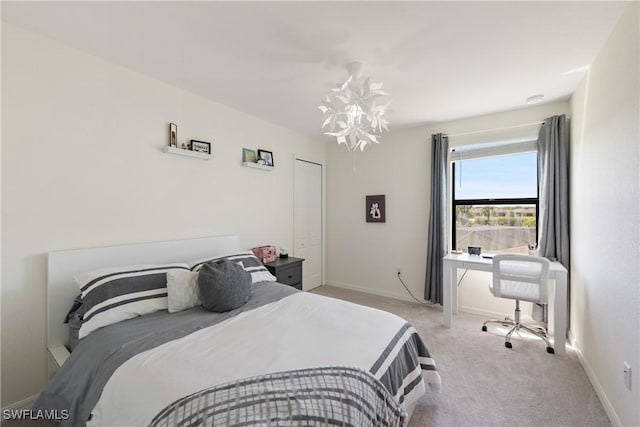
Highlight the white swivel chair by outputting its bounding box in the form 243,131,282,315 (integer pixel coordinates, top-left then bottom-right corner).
482,254,554,354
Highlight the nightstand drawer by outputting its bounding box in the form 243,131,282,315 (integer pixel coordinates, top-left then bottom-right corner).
276,265,301,286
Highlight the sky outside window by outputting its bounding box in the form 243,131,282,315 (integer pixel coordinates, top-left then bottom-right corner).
454,152,537,199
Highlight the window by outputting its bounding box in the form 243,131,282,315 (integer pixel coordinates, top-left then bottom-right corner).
451,143,538,254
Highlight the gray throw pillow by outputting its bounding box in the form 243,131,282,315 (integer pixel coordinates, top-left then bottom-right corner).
197,259,251,312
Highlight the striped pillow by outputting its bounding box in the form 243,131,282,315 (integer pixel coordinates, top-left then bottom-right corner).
74,263,190,339
190,251,276,283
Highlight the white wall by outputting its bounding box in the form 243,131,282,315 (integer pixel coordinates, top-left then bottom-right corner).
0,23,326,406
326,125,432,302
326,101,569,319
569,3,639,426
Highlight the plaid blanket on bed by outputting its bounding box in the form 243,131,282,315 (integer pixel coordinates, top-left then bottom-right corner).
150,366,407,427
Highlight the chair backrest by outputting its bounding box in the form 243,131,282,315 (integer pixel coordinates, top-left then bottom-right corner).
492,254,551,303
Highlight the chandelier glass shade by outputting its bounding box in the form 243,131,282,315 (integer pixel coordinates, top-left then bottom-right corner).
318,63,390,151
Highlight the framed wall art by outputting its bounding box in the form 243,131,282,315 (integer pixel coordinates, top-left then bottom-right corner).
257,149,274,167
191,140,211,154
169,123,177,147
366,195,386,223
242,148,257,163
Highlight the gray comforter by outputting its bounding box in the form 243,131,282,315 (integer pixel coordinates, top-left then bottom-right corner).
35,282,438,426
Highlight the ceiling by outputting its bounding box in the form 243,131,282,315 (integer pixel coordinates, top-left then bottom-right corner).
1,1,628,139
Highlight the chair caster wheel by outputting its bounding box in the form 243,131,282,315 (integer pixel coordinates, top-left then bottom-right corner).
505,342,512,349
546,347,555,354
482,325,487,332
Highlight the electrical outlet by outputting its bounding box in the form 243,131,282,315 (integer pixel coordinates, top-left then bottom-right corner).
623,362,632,391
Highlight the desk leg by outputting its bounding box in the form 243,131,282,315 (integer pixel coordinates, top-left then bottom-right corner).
553,272,567,355
452,266,458,315
443,261,453,328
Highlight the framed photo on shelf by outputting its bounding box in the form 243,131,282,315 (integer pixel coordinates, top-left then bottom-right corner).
191,140,211,154
242,148,257,163
366,195,386,223
169,123,177,147
258,149,274,167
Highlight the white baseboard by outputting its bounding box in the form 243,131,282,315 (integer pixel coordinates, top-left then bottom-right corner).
568,330,621,427
2,394,38,411
323,282,541,321
324,280,435,306
457,305,537,323
458,305,508,319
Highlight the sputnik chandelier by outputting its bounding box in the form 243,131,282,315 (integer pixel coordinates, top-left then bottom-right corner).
318,62,390,151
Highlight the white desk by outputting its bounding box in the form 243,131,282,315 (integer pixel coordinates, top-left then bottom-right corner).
442,253,568,355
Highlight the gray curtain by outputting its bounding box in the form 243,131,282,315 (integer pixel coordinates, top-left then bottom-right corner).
537,115,569,267
425,133,449,304
535,115,569,322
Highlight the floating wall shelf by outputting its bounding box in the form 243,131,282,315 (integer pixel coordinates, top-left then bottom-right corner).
242,162,274,171
165,146,213,160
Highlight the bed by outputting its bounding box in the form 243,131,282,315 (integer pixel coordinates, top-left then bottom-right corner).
36,235,441,426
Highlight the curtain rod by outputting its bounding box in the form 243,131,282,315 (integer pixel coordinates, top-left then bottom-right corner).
443,120,545,138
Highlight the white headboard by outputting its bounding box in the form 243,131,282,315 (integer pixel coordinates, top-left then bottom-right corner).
47,234,240,348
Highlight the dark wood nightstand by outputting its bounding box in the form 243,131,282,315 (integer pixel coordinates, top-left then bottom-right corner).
264,257,305,290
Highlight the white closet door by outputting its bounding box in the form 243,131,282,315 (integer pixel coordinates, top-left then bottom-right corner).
294,159,322,290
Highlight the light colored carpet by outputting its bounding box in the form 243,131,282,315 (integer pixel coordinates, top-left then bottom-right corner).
310,285,610,427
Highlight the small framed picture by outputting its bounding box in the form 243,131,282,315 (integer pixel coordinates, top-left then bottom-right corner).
366,195,386,223
242,148,257,163
191,140,211,154
169,123,177,147
258,149,274,167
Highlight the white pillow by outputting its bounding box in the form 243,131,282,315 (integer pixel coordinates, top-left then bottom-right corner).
74,263,189,339
166,270,200,313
